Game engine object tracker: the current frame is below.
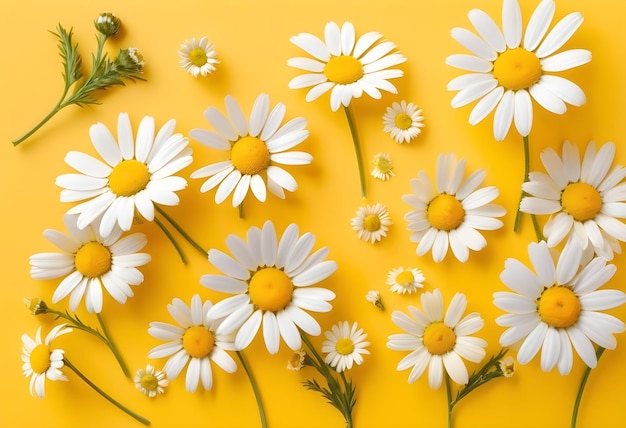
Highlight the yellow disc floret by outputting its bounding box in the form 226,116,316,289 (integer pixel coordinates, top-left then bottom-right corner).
108,159,151,197
363,214,382,232
427,194,465,231
30,344,51,374
394,113,413,130
140,374,159,391
182,326,215,359
493,48,542,91
189,47,208,67
248,267,293,312
75,242,112,278
538,286,581,328
335,338,355,355
324,55,364,84
396,270,415,286
561,182,602,221
423,322,456,355
231,136,270,175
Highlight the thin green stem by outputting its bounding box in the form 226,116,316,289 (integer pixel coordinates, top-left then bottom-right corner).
236,351,267,428
572,347,606,428
153,215,187,264
238,203,244,219
154,205,208,257
514,135,531,233
12,98,66,146
446,373,454,428
96,313,130,378
343,105,366,199
63,358,150,426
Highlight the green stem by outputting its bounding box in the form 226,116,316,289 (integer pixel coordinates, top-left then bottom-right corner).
96,313,130,378
514,135,531,233
236,351,267,428
572,347,606,428
12,96,66,146
153,215,187,264
446,374,454,428
154,205,208,257
343,105,366,199
238,203,244,219
63,358,150,426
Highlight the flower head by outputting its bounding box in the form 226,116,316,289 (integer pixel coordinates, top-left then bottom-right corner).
351,203,392,244
190,94,312,208
114,48,145,74
365,290,385,310
94,12,121,37
29,214,150,313
499,356,515,378
288,21,406,112
148,294,237,392
494,240,626,374
24,297,48,315
383,100,424,143
403,153,505,262
202,221,337,354
387,289,487,388
287,349,307,371
446,0,591,140
21,325,72,398
56,112,192,237
178,37,219,77
134,364,168,398
520,140,626,260
322,321,370,372
387,267,425,295
371,153,395,181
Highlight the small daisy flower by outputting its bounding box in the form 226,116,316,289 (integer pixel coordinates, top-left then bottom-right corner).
29,214,150,313
56,112,192,237
383,100,424,143
403,153,505,262
499,356,515,378
148,294,237,393
365,290,385,310
387,289,487,388
202,221,337,354
287,21,406,112
21,325,72,398
190,93,312,208
494,240,626,374
446,0,591,141
351,203,392,244
371,153,395,181
134,364,168,398
386,267,425,295
322,321,370,373
287,349,306,371
520,140,626,261
178,37,219,77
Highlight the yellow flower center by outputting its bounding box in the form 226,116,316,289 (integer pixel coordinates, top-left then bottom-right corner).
396,270,415,286
374,156,393,174
423,322,456,355
182,326,215,359
427,194,465,231
248,267,294,312
335,338,355,355
394,113,413,130
189,47,208,67
363,214,382,232
324,55,364,85
538,286,581,328
140,373,159,391
231,136,270,175
493,48,542,91
74,242,112,278
108,159,151,197
30,344,51,374
561,182,602,221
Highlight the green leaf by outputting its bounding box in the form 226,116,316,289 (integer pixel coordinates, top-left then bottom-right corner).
51,24,82,87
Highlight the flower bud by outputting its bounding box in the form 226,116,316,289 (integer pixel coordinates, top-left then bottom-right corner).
95,12,121,37
114,48,145,74
24,297,48,315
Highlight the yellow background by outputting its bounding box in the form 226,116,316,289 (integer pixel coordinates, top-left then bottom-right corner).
1,1,625,427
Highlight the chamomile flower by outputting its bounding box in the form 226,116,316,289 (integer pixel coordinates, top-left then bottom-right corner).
203,221,337,354
520,140,626,260
21,325,72,398
383,100,424,143
387,289,487,388
287,21,406,112
499,356,515,378
351,203,392,244
148,294,237,393
134,364,168,398
446,0,591,141
178,37,219,77
29,214,150,313
56,112,192,237
403,153,505,262
287,349,307,371
386,267,425,295
322,321,370,372
494,240,626,374
365,290,385,310
371,153,395,181
190,93,312,208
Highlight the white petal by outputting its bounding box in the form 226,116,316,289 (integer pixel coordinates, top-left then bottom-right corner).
502,0,522,48
529,80,567,114
540,75,586,107
535,12,584,58
541,49,591,72
445,54,493,73
451,27,497,60
493,90,514,141
468,8,506,52
523,0,555,51
513,89,533,137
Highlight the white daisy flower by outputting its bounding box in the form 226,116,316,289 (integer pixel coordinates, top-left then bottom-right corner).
403,153,505,262
287,349,307,371
386,267,425,295
387,289,487,388
499,356,515,378
287,21,406,112
148,294,237,393
371,153,395,181
494,240,626,374
189,93,312,208
351,203,392,244
29,214,151,313
134,364,168,398
202,220,337,354
446,0,591,141
21,324,72,398
56,112,193,237
365,290,385,310
383,100,424,143
520,140,626,261
322,321,370,373
178,36,219,77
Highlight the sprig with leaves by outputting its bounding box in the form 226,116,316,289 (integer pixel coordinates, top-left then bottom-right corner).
12,12,145,146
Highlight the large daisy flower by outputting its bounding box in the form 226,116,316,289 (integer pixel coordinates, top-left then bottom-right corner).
189,94,312,208
203,220,337,354
494,240,626,374
387,289,486,388
520,140,626,261
403,153,505,262
446,0,591,141
56,112,193,237
29,214,150,313
21,324,72,398
287,21,406,112
322,321,370,373
148,294,237,393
